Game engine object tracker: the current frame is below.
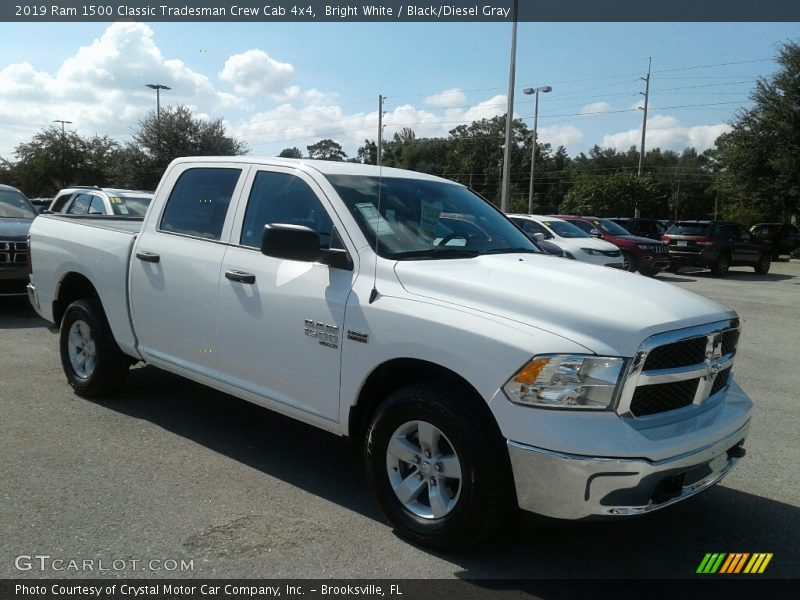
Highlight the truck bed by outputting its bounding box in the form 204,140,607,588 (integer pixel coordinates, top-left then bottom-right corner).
29,214,142,357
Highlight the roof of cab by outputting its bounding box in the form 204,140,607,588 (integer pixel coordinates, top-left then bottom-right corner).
168,156,459,184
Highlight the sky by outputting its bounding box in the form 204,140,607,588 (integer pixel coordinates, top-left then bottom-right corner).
1,21,799,162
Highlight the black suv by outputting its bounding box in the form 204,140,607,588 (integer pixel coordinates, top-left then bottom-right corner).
662,221,771,277
608,217,668,240
749,223,800,259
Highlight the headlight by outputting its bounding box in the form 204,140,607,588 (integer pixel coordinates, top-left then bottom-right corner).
503,355,626,410
580,247,601,255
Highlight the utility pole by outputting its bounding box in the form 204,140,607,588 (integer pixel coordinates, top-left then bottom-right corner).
500,0,518,213
377,94,384,167
636,57,651,218
53,120,72,136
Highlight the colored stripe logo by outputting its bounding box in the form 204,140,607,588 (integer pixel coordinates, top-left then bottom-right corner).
696,553,773,574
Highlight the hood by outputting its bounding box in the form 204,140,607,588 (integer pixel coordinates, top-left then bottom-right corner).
0,217,34,238
393,254,734,356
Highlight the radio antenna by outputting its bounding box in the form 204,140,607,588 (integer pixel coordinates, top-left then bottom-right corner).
369,94,385,304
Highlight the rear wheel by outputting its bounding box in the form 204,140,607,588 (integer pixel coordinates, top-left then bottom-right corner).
754,253,771,275
59,298,130,397
710,253,730,277
364,384,512,549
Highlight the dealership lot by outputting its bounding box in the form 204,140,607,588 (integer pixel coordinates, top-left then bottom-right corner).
1,262,798,579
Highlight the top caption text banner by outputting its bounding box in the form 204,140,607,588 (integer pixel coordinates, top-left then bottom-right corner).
5,1,800,22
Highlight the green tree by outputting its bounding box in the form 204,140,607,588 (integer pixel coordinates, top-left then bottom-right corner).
715,40,800,222
307,138,347,161
561,173,660,217
5,126,120,197
278,147,302,158
355,139,377,164
111,105,247,190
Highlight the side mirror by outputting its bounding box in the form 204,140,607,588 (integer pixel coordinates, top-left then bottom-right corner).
261,224,352,270
590,228,602,238
532,232,545,242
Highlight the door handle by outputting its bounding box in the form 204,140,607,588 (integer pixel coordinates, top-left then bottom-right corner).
136,251,160,263
225,270,256,285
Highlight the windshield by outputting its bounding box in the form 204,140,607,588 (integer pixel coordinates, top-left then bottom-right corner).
326,175,539,259
110,195,152,217
0,189,36,219
592,218,631,236
542,219,590,239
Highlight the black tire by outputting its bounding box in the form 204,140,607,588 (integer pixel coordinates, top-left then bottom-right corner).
710,253,730,277
754,253,771,275
59,298,130,398
364,384,512,550
620,250,636,272
639,267,659,277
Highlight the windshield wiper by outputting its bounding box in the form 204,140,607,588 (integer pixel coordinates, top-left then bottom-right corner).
392,248,481,260
484,247,540,255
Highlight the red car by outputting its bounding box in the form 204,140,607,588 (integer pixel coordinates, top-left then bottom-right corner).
552,215,670,276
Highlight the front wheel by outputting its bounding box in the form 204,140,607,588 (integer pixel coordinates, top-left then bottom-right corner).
364,384,512,550
59,298,130,398
620,250,636,272
754,253,771,274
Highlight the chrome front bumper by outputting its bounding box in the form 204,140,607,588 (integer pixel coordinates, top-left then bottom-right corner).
507,420,749,519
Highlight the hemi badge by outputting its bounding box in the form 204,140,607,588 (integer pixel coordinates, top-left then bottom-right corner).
347,330,369,344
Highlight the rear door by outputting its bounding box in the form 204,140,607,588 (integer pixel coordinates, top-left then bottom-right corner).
214,166,356,422
129,163,248,378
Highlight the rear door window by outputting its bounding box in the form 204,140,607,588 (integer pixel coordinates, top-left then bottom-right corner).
67,193,92,215
160,168,242,240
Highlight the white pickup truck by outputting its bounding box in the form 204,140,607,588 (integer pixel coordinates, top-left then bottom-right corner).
28,157,752,549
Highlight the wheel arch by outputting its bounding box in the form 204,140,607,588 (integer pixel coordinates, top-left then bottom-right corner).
53,272,101,326
347,357,501,444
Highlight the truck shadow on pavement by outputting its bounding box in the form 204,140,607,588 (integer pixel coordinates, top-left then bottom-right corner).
110,365,381,519
656,269,796,283
104,366,799,579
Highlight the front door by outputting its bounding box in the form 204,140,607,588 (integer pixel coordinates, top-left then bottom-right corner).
215,167,355,422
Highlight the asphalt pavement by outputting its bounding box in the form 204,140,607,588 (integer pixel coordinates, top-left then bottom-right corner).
1,261,798,579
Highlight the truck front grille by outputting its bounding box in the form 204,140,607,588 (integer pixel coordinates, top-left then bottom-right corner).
618,319,739,418
0,240,28,265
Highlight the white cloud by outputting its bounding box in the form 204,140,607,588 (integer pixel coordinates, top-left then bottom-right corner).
219,49,294,96
423,88,467,108
0,22,241,157
601,114,731,152
539,125,584,149
581,101,612,115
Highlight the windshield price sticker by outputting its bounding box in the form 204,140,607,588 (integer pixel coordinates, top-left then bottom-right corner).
355,202,394,236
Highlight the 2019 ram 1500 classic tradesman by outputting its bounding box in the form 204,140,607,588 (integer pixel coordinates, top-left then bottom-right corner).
27,158,752,549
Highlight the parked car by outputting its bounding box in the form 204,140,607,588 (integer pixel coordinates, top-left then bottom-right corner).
29,157,752,549
608,217,668,240
749,222,800,259
662,221,771,277
552,215,670,275
29,197,53,213
0,184,36,297
435,212,563,258
48,187,153,217
508,214,623,268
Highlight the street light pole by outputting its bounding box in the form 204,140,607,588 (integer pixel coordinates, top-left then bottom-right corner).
499,0,518,213
145,83,171,126
523,85,552,214
53,119,72,136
